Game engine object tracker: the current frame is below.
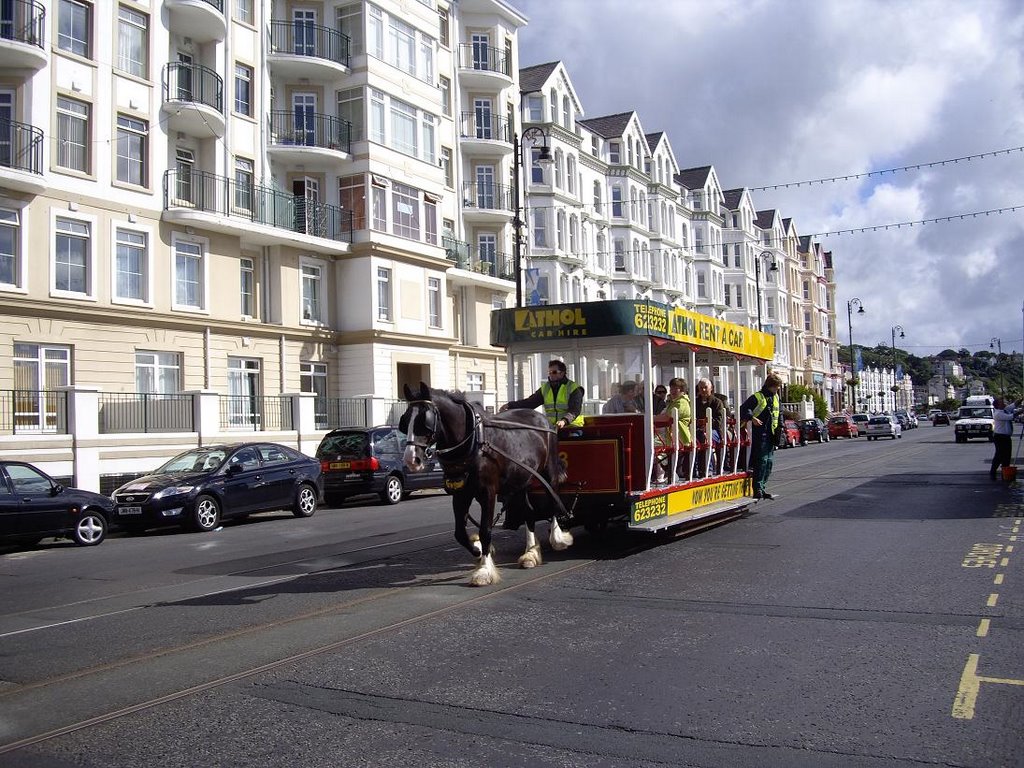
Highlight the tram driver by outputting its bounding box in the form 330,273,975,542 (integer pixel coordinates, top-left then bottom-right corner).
500,359,584,430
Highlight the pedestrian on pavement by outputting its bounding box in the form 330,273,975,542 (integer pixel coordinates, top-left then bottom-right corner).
740,372,784,500
500,359,583,430
990,397,1020,480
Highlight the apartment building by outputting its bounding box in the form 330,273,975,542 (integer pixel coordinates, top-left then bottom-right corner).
796,236,838,406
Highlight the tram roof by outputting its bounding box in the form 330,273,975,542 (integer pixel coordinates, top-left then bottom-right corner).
490,299,775,362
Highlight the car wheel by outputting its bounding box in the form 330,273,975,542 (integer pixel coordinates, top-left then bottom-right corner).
191,494,220,532
380,474,404,505
72,510,107,546
293,484,318,518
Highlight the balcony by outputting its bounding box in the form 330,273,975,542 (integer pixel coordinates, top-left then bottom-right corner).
461,180,514,223
268,20,350,81
0,0,46,70
266,110,351,170
456,42,511,88
163,169,353,255
0,118,46,194
458,111,512,156
443,236,514,287
165,0,225,43
161,62,225,138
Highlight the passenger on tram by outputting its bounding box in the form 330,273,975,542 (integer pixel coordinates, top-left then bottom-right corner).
500,359,584,430
694,378,725,476
602,380,641,414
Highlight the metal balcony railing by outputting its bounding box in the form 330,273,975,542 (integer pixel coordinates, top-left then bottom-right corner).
219,395,293,431
269,19,350,68
0,0,45,49
0,118,44,175
163,169,354,243
442,236,514,280
0,389,67,434
197,0,222,11
461,180,514,213
98,393,194,434
268,110,351,154
457,42,509,76
459,111,512,142
162,61,223,113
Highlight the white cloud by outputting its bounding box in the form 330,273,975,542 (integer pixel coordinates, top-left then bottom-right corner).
515,0,1024,354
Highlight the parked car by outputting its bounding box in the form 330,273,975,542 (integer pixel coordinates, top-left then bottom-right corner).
317,426,445,506
779,419,803,448
799,418,830,443
112,443,321,532
0,461,113,547
827,415,859,439
865,415,902,440
932,412,950,426
851,413,870,431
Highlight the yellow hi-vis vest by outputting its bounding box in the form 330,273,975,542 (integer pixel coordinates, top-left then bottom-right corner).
541,380,584,426
751,391,780,432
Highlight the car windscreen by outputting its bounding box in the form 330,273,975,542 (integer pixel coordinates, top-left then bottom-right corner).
157,449,227,473
828,417,846,424
959,408,993,419
318,432,369,458
868,417,890,425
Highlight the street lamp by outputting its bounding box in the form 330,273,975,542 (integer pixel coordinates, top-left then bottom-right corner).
754,251,778,332
511,126,552,307
846,298,865,411
891,324,905,411
990,337,1003,396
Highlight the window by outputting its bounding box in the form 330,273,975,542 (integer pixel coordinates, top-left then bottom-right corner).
54,217,90,295
478,233,496,274
439,75,451,117
532,208,546,247
392,182,420,239
234,0,253,25
804,311,812,331
438,6,449,47
240,257,254,317
337,4,363,56
0,208,22,288
117,6,147,77
566,155,575,195
390,98,417,156
427,276,441,327
56,96,90,172
367,4,384,58
234,64,253,116
301,263,322,322
697,272,707,298
234,158,254,212
369,5,435,81
301,361,328,427
377,267,392,321
389,16,415,74
368,90,438,163
227,358,261,428
611,185,623,217
13,343,70,431
114,227,147,302
527,95,543,122
337,88,364,141
174,238,204,309
115,115,147,186
466,372,483,392
530,148,545,184
553,149,563,188
339,175,367,229
135,351,179,393
58,0,91,57
556,211,565,250
609,141,620,164
424,198,437,244
562,95,571,128
441,147,453,188
593,181,602,211
613,239,625,271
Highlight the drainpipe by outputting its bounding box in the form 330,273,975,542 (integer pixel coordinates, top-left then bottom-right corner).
204,326,211,389
280,334,286,393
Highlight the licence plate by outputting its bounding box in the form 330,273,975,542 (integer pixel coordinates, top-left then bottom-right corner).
329,461,351,470
119,506,142,515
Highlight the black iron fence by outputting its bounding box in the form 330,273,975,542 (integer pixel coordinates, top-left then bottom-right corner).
0,389,67,434
162,61,223,113
0,0,45,49
219,395,294,431
269,19,350,67
268,110,352,154
457,43,509,76
98,393,194,434
163,168,354,243
0,118,43,175
459,111,512,142
442,235,514,279
461,180,514,213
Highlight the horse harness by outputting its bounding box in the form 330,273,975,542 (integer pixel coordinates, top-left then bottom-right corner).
403,398,570,517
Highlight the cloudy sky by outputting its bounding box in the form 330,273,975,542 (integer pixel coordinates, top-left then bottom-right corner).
514,0,1024,358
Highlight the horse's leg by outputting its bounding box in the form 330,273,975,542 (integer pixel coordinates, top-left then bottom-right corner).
516,492,542,568
548,515,574,551
469,486,500,586
452,492,473,555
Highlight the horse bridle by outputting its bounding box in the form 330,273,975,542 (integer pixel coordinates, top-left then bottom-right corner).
402,398,482,465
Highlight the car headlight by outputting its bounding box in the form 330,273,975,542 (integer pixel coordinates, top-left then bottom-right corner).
153,485,195,500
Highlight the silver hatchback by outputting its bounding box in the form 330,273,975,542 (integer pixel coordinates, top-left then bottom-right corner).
865,415,902,441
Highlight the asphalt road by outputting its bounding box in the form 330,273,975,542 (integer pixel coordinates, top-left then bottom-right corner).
1,424,1022,767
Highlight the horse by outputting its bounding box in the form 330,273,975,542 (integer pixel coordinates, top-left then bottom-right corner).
399,382,574,586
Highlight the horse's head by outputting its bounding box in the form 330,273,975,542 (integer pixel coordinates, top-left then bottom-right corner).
400,381,436,472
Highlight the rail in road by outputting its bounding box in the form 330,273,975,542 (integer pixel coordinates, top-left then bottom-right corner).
1,426,1022,766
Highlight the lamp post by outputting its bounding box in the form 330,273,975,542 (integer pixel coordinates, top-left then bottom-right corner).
890,324,905,411
990,337,1003,396
846,298,865,412
754,251,778,332
511,126,552,307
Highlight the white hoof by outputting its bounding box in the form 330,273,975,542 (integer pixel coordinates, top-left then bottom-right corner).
518,544,542,569
549,522,574,551
469,554,500,586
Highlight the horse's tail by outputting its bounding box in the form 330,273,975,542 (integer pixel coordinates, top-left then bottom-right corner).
548,431,567,486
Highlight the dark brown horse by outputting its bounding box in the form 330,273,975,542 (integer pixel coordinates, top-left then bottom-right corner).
399,382,572,586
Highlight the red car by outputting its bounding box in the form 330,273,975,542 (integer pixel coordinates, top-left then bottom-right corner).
780,419,802,448
827,415,859,439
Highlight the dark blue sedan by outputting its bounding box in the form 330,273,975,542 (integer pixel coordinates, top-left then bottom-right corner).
112,443,322,533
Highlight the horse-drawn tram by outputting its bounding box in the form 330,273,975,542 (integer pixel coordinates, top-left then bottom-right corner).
490,298,776,534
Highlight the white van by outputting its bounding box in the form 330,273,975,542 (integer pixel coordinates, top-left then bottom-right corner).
955,400,995,442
